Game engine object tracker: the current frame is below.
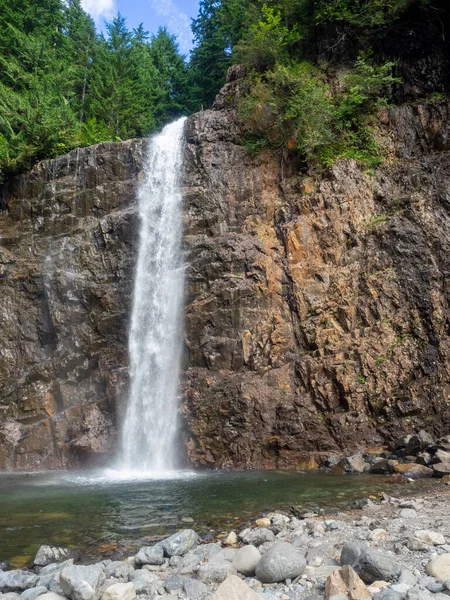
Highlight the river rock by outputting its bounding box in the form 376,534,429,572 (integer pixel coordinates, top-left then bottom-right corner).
59,564,106,600
340,542,399,583
240,528,276,546
183,579,208,599
394,465,433,479
32,595,67,600
37,560,74,594
160,530,198,557
255,542,306,583
255,518,271,528
325,566,371,600
232,545,261,576
21,586,49,600
210,575,260,599
101,585,136,600
34,547,74,568
0,571,39,593
197,563,236,584
433,463,450,477
426,555,450,582
104,562,134,581
413,530,445,546
223,532,238,546
342,455,366,474
129,569,159,596
398,509,417,519
368,529,389,542
135,546,164,566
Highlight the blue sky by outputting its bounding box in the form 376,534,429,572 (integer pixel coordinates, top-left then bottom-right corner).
81,0,200,55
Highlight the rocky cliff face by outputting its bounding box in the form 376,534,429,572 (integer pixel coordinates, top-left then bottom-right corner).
0,141,145,469
0,77,449,472
181,75,450,469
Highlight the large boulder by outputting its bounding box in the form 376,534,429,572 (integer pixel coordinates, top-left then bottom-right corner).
232,545,261,576
37,560,74,595
34,547,74,568
210,575,260,599
0,571,39,593
341,542,399,583
426,555,450,582
59,564,106,600
342,454,366,474
432,463,450,477
255,542,306,583
159,530,198,557
325,566,371,600
239,528,275,546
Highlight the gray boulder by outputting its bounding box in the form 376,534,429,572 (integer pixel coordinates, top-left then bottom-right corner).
135,546,164,566
101,583,136,600
340,542,399,583
0,571,39,593
159,530,197,557
342,454,365,474
21,586,49,600
240,528,275,547
375,589,405,600
130,570,159,595
255,542,306,583
197,563,236,584
34,547,74,568
232,545,261,576
59,564,105,600
103,562,134,582
183,579,208,599
37,560,74,595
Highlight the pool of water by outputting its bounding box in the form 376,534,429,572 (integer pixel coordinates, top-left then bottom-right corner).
0,469,435,566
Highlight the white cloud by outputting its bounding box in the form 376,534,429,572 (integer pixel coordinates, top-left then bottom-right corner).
150,0,192,54
81,0,116,24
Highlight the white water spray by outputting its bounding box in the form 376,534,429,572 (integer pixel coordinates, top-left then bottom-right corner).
120,117,187,474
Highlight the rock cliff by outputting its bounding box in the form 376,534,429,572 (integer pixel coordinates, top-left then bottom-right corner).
0,76,449,471
181,77,450,469
0,141,145,469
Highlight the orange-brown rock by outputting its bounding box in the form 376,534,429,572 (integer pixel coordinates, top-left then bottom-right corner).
325,566,371,600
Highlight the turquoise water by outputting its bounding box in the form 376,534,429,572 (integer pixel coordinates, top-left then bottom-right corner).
0,469,434,566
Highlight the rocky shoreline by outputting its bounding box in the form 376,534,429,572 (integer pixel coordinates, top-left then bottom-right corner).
1,479,450,600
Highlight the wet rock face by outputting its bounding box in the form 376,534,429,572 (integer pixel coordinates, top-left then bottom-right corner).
0,140,146,470
181,97,450,469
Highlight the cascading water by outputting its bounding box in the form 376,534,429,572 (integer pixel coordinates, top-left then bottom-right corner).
120,117,187,474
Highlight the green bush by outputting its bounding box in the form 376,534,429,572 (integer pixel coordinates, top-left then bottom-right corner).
238,55,400,168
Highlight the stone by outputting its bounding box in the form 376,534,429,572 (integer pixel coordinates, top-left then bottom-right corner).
413,530,445,546
325,566,371,600
255,518,271,528
240,528,276,546
342,455,366,474
398,509,417,519
255,542,306,583
164,576,184,592
135,546,164,566
159,530,197,557
34,547,74,568
183,579,208,599
104,562,134,581
433,463,450,477
340,543,399,583
210,575,260,599
0,571,39,593
33,595,67,600
197,563,236,584
20,587,49,600
394,465,433,479
37,560,74,595
232,545,262,576
375,589,405,600
223,532,238,546
368,530,389,542
398,571,417,586
130,571,159,596
59,564,106,600
270,515,290,534
426,555,450,582
407,537,428,551
101,583,136,600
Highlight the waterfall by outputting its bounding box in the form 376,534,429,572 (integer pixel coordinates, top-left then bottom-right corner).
120,117,187,474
